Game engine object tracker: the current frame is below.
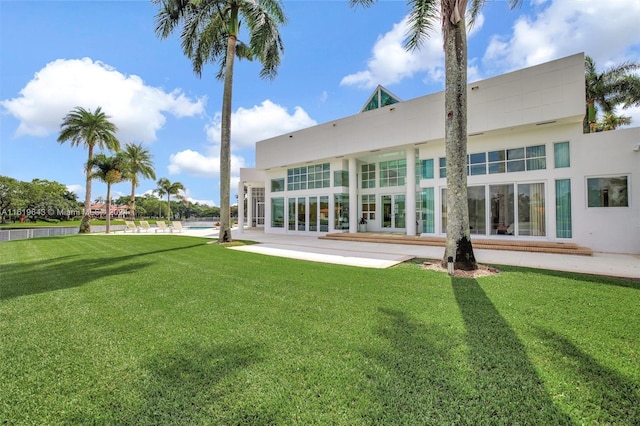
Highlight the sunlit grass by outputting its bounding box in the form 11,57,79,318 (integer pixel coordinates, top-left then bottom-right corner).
1,236,638,424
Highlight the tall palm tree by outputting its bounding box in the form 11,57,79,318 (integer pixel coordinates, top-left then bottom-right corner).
585,56,640,133
57,106,121,233
87,153,127,234
350,0,521,271
154,0,286,243
121,143,156,219
156,178,186,219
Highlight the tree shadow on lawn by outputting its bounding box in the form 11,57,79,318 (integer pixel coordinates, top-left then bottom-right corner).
531,325,640,423
105,341,273,425
368,277,572,424
0,243,203,301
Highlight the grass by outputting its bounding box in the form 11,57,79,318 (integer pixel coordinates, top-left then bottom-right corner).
1,236,638,424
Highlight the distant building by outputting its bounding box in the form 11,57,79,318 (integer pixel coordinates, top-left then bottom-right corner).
239,53,639,254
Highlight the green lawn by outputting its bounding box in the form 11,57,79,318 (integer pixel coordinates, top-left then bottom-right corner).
1,236,638,424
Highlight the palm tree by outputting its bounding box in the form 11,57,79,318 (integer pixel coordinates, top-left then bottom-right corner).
87,153,127,234
585,56,640,133
350,0,521,271
121,143,156,219
156,178,186,219
154,0,286,243
57,106,121,233
596,111,632,132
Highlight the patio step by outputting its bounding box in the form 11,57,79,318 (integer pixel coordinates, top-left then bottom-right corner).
319,233,593,256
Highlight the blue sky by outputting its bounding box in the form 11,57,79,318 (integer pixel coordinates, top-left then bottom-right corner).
1,0,639,207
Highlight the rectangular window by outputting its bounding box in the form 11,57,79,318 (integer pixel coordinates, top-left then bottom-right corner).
297,197,306,231
488,150,506,174
308,163,330,189
271,178,284,192
361,194,376,221
421,159,434,179
468,152,487,176
288,198,296,230
271,198,284,228
379,159,406,187
309,196,318,231
554,142,570,168
489,184,515,235
518,183,546,236
320,196,329,232
334,194,349,230
555,179,572,238
419,188,435,233
361,163,376,189
468,186,486,234
334,170,349,187
287,167,307,191
526,145,546,171
507,148,525,172
439,157,447,178
587,176,629,207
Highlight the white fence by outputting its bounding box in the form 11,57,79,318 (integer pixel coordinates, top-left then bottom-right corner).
0,225,126,242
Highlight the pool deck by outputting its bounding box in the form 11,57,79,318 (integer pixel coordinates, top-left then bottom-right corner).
106,226,640,279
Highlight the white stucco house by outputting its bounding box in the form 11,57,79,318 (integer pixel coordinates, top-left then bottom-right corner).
238,53,640,254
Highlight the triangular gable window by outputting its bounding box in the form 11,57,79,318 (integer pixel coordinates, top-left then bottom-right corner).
361,85,401,112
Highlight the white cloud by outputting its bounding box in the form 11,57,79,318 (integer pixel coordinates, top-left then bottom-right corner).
66,184,84,198
205,100,317,147
1,58,205,142
483,0,640,72
167,148,246,179
340,12,485,89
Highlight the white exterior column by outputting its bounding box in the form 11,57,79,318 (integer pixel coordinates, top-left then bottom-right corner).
237,181,245,234
349,158,358,233
246,186,253,229
406,148,417,236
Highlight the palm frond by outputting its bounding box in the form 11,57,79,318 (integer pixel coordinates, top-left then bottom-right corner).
404,0,438,51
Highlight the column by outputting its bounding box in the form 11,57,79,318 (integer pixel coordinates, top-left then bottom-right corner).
349,158,358,233
406,148,417,236
246,186,253,229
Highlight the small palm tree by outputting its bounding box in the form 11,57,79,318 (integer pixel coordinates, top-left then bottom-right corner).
350,0,521,271
156,178,186,219
121,143,156,219
154,0,286,243
596,112,632,132
585,56,640,133
87,153,127,234
58,106,120,233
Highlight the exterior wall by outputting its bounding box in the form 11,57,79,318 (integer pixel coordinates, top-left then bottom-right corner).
239,53,640,254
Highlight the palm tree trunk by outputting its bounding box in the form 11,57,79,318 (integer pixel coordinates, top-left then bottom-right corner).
443,12,476,271
218,32,237,243
130,181,136,219
167,195,171,219
106,184,111,234
81,146,94,233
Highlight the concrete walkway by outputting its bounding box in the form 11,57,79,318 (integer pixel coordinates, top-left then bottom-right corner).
109,226,640,279
229,229,640,279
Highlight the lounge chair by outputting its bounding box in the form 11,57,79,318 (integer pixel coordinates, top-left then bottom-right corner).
138,220,152,233
156,221,171,233
171,221,184,233
124,220,139,233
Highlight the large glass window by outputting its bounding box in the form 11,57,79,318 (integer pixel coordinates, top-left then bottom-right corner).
587,176,629,207
439,157,447,178
309,197,318,231
361,164,376,189
334,194,349,230
556,179,572,238
297,197,306,231
288,198,296,230
490,184,515,235
320,196,329,232
468,186,486,234
518,183,545,236
308,163,330,189
526,145,546,171
361,194,376,222
271,198,284,228
380,159,406,187
554,142,570,168
271,178,284,192
418,188,435,233
287,167,307,191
